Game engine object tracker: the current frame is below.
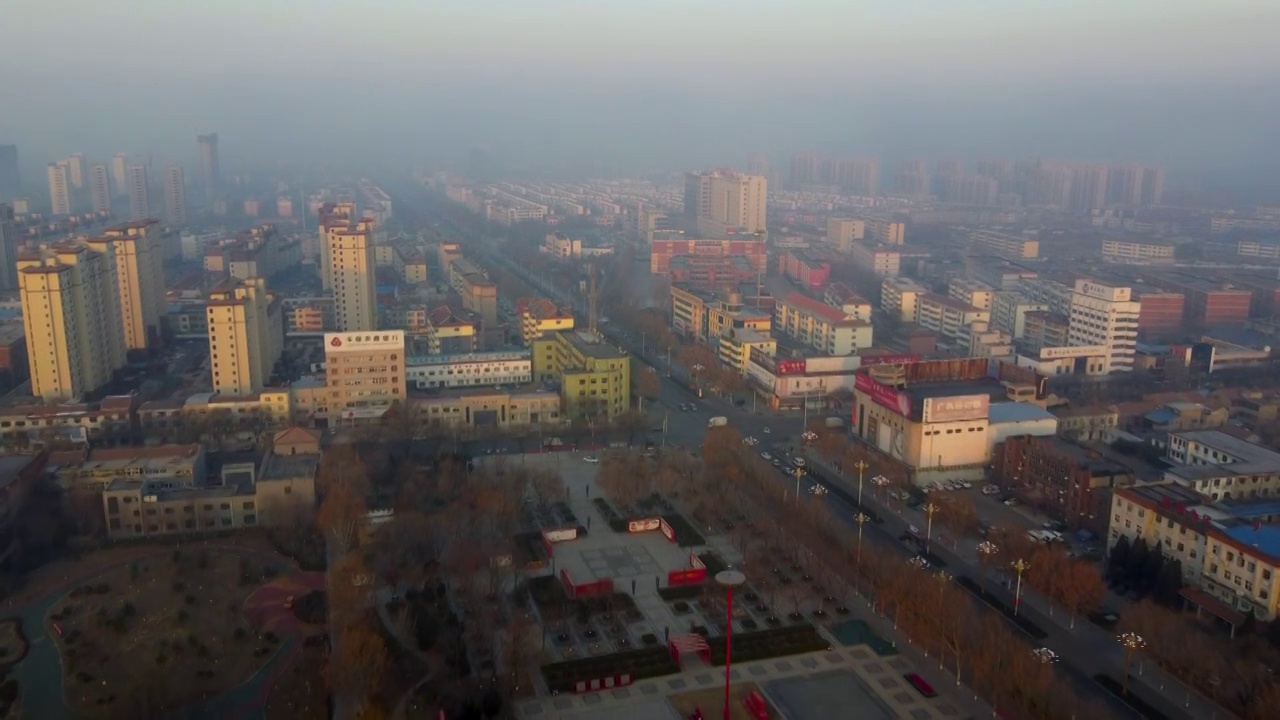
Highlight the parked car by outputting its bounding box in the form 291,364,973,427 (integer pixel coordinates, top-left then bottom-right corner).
583,455,600,464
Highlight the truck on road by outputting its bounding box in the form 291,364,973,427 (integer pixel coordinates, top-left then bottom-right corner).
707,416,728,428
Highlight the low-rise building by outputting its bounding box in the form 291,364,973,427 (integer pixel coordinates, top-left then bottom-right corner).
848,242,901,277
1164,430,1280,501
101,447,317,540
517,297,574,344
405,350,532,390
717,328,776,375
881,277,928,324
823,283,873,322
993,434,1132,534
915,293,989,346
532,330,630,420
411,386,562,430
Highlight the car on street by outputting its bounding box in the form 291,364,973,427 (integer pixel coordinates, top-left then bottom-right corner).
762,427,771,434
583,455,600,464
760,452,772,461
809,485,828,496
792,457,806,468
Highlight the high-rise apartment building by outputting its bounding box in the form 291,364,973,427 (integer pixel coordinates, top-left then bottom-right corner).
319,203,377,332
197,133,220,203
0,204,18,291
746,153,769,176
88,164,111,214
18,241,126,400
683,170,766,236
894,159,930,197
47,162,72,216
164,165,188,225
1067,278,1140,373
1140,166,1164,206
126,165,150,220
0,145,20,200
86,220,166,352
1068,164,1108,212
206,277,283,395
111,153,128,196
788,154,819,188
67,153,86,189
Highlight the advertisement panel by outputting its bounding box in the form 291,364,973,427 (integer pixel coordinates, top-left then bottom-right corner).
1038,345,1108,360
854,373,912,417
667,568,707,586
749,347,777,374
922,395,990,423
659,517,676,543
543,527,579,543
775,358,807,376
627,518,660,533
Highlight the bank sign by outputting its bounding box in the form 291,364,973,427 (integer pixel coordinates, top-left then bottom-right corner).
324,330,405,352
854,373,912,417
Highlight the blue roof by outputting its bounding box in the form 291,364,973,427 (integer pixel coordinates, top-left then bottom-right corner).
1222,524,1280,561
1143,408,1179,425
1221,499,1280,519
987,402,1056,424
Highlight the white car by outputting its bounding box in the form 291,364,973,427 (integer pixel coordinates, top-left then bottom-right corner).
961,481,973,489
809,486,828,496
760,452,773,461
792,457,806,468
762,427,772,434
583,455,600,464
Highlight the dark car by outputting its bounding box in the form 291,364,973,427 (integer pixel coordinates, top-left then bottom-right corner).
1089,608,1121,629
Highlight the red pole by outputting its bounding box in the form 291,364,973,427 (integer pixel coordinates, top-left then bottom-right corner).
724,586,734,720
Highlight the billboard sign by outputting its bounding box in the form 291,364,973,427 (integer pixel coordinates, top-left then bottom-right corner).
324,330,405,353
775,358,807,376
659,517,676,543
854,373,912,417
922,395,990,423
860,353,920,366
749,347,777,374
627,518,660,533
543,527,579,543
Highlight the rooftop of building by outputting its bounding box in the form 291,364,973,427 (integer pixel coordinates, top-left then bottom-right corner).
920,293,985,313
260,451,320,482
1171,429,1280,466
988,402,1056,424
559,330,629,361
723,327,773,345
781,293,864,326
1013,434,1131,474
1218,524,1280,561
903,378,1008,403
825,282,871,306
1150,271,1254,294
0,454,42,490
408,349,531,366
408,381,556,401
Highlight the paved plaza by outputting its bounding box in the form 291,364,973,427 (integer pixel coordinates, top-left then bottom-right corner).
485,453,981,720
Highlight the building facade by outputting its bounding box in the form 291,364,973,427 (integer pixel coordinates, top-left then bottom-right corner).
206,277,283,395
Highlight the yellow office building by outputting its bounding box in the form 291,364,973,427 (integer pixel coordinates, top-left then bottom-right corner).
532,331,630,420
18,242,127,400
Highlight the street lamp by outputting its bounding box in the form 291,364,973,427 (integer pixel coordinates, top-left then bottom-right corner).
1118,631,1147,696
791,466,804,505
1011,558,1030,617
852,460,869,509
976,541,998,581
716,570,747,720
922,502,940,554
871,474,891,502
853,512,870,593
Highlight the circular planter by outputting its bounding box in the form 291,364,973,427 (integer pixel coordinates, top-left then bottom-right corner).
754,604,769,613
787,612,804,622
835,606,851,615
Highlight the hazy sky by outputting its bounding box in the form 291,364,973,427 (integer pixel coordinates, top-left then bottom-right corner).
3,0,1278,194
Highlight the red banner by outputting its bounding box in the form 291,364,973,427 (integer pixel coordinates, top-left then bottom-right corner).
667,568,707,586
854,373,912,417
627,518,660,533
659,517,676,542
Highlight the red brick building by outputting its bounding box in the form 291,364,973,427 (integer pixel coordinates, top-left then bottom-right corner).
781,250,831,292
1136,291,1185,339
992,435,1134,536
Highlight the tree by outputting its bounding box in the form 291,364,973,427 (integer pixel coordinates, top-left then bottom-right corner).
1154,560,1185,606
1057,560,1107,628
635,367,660,403
330,622,389,699
317,482,368,552
1108,535,1131,579
1126,536,1150,580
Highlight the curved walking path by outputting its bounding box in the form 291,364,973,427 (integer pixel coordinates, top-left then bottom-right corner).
2,540,303,719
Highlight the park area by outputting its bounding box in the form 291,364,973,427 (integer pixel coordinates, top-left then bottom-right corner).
48,547,293,716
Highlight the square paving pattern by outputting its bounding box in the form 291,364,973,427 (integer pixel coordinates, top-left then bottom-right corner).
765,671,893,720
581,546,662,579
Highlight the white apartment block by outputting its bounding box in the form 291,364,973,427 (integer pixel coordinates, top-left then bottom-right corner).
206,277,283,396
881,276,927,323
948,278,996,311
1067,279,1140,373
915,293,990,346
967,229,1039,260
991,292,1049,339
775,294,872,356
849,242,901,277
